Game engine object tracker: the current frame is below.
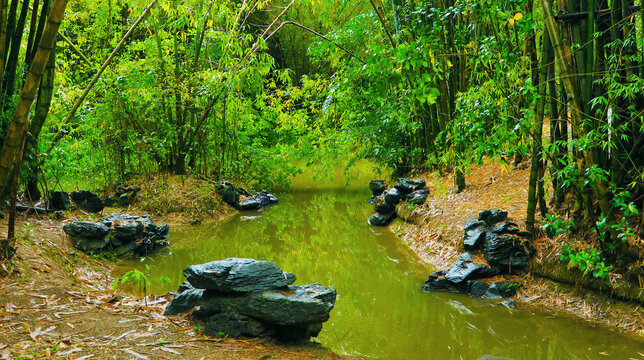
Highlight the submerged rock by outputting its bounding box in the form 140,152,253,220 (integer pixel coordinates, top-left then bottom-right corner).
483,280,521,299
368,212,396,226
165,258,336,342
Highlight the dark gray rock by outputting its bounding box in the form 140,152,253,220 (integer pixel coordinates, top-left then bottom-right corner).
484,280,521,299
204,312,273,338
444,253,494,283
407,189,429,205
463,221,486,251
500,299,515,310
184,258,296,292
374,196,396,215
237,198,261,211
49,191,73,211
369,180,386,196
484,233,535,270
243,284,336,326
194,291,247,318
413,178,427,191
421,270,466,293
164,284,205,315
70,190,105,213
114,242,138,257
383,188,403,204
368,212,396,226
167,259,335,342
114,183,140,206
469,281,490,297
254,190,278,207
221,186,239,207
114,221,144,242
63,221,110,239
491,221,520,234
478,209,508,225
394,179,416,194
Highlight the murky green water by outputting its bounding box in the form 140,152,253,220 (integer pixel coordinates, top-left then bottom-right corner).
118,189,644,359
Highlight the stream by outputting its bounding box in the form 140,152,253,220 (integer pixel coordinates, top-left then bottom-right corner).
118,188,644,359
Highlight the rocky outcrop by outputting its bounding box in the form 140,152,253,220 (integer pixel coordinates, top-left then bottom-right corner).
63,213,169,257
216,181,278,211
367,178,428,226
421,209,533,301
164,258,336,343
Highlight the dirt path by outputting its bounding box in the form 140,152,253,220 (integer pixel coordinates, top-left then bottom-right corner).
0,215,351,359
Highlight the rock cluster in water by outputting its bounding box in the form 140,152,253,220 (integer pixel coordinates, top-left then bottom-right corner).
63,213,169,256
216,181,278,211
367,178,429,226
421,209,535,301
164,258,336,342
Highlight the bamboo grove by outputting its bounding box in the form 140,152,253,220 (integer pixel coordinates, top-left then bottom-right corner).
0,0,643,276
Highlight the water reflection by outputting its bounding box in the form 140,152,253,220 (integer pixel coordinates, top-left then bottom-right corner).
117,189,644,359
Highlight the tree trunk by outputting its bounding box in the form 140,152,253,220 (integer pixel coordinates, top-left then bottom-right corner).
3,0,30,99
24,44,56,201
526,28,550,232
0,0,68,192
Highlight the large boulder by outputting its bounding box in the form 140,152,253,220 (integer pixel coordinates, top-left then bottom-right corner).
165,259,336,342
70,190,105,213
184,258,296,292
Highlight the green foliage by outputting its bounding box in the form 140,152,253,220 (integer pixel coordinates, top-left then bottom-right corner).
541,214,576,239
560,245,612,282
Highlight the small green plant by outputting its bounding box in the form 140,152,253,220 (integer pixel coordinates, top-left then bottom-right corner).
113,258,152,304
540,214,576,239
560,245,612,283
20,222,34,241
